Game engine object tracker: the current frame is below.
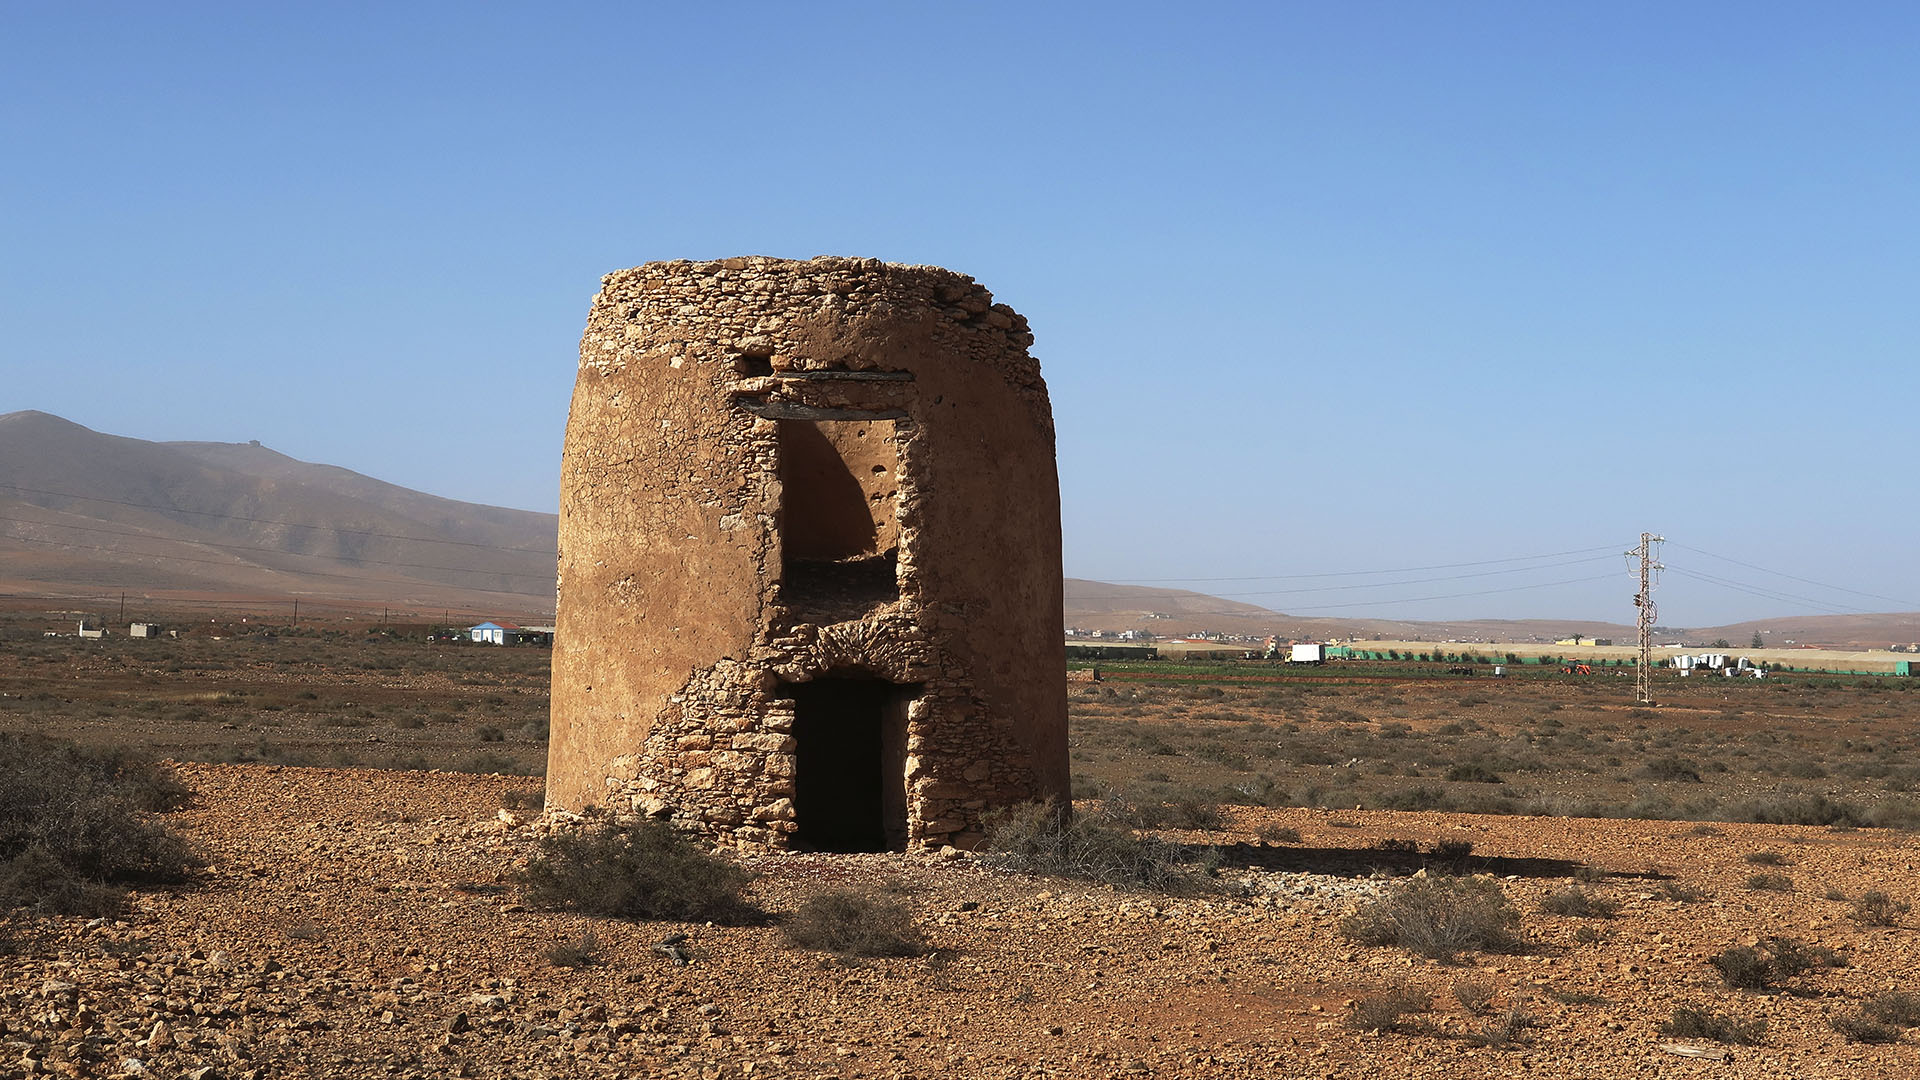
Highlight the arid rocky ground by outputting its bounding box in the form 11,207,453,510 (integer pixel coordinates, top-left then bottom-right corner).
5,764,1920,1078
4,625,1920,1077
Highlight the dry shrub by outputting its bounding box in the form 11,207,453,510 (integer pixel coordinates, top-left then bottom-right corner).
0,734,197,916
1831,1012,1903,1044
1851,890,1911,927
1339,874,1524,961
1637,756,1702,782
783,889,928,958
1722,794,1862,827
1661,1006,1766,1045
1709,946,1774,990
1464,1009,1533,1048
1345,982,1432,1033
545,932,600,968
1661,881,1710,903
1709,936,1844,990
1763,935,1846,976
984,800,1210,893
516,817,759,924
1539,887,1619,918
1451,974,1497,1014
1863,991,1920,1028
1745,873,1793,892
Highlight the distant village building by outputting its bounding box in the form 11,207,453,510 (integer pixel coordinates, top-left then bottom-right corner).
76,620,105,640
468,621,553,646
469,620,519,645
129,622,162,639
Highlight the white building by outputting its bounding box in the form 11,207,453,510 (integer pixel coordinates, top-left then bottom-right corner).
469,620,520,645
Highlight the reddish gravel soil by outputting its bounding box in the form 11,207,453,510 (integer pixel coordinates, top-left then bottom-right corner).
6,763,1920,1079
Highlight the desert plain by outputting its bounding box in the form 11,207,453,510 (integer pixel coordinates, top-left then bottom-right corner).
4,620,1919,1079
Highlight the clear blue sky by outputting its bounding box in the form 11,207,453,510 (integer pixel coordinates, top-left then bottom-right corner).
5,3,1916,626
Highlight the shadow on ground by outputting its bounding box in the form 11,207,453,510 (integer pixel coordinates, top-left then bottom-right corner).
1199,841,1661,881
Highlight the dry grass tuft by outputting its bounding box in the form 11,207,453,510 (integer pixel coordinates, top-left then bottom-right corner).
1339,875,1524,961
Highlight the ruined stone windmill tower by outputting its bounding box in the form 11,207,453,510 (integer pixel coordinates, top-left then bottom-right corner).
547,256,1068,851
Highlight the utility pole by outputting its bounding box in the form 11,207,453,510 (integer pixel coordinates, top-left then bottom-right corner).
1628,533,1665,705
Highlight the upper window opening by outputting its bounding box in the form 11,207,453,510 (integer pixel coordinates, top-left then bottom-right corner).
778,418,902,619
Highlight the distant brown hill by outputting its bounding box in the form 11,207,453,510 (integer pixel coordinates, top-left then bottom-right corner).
1064,579,1636,644
1063,579,1919,650
7,411,1913,646
0,411,557,618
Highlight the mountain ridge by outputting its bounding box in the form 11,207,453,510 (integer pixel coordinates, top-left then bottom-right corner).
0,411,557,614
3,412,1914,645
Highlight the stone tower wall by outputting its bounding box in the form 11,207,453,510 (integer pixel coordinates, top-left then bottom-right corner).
549,256,1068,849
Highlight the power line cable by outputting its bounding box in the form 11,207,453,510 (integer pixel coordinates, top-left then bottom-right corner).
1069,553,1619,602
1668,542,1917,610
1100,544,1623,584
1075,568,1628,618
1268,572,1621,613
1663,565,1863,616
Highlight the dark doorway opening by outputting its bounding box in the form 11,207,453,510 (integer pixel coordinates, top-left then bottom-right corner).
784,678,918,852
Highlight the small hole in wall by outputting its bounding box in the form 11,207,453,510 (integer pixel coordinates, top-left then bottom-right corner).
735,355,773,377
872,465,887,474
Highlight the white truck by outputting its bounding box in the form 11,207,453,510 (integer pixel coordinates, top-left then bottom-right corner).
1289,642,1327,664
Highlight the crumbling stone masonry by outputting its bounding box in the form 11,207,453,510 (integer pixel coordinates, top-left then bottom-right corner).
548,256,1069,851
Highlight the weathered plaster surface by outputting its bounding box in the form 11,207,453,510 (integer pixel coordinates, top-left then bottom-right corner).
548,256,1067,849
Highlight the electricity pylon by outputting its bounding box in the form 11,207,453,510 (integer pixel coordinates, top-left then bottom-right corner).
1628,533,1665,705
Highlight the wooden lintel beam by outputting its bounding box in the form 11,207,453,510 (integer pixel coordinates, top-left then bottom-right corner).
776,370,915,382
739,400,910,422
